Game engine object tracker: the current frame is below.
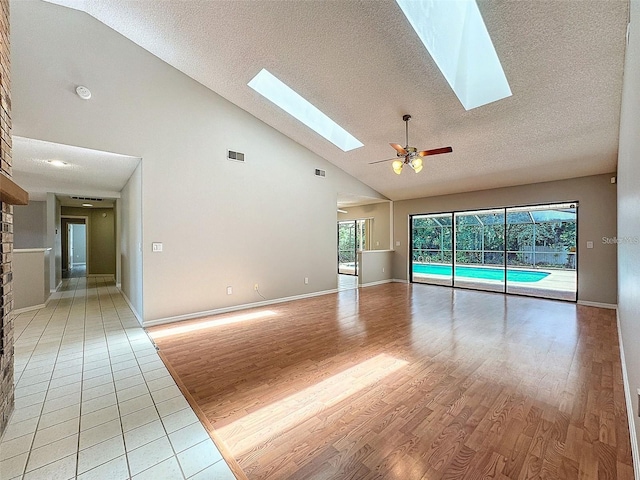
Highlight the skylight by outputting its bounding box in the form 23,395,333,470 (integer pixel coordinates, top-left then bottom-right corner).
248,69,363,152
395,0,512,110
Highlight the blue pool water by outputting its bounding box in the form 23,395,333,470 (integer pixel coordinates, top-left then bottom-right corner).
412,264,550,283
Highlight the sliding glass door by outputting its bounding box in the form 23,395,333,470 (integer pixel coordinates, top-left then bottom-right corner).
337,220,367,276
338,221,357,275
454,209,505,292
411,213,453,286
506,204,577,300
410,202,577,301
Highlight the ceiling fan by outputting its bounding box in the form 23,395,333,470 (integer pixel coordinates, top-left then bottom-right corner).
370,115,452,174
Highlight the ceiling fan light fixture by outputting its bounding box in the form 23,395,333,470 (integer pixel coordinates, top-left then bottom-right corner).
413,163,423,173
410,157,423,170
392,160,404,175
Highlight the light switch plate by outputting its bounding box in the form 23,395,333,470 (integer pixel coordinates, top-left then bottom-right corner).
586,241,594,249
152,242,163,252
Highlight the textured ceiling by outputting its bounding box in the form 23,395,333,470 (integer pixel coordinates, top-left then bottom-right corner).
43,0,628,201
12,136,141,203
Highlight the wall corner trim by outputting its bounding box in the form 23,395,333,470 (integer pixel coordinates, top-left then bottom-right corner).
117,286,143,326
616,309,640,476
143,288,339,328
12,303,48,315
576,300,618,309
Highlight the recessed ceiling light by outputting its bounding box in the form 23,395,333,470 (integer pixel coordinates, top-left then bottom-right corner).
82,203,93,207
395,0,511,110
47,160,68,167
248,69,363,152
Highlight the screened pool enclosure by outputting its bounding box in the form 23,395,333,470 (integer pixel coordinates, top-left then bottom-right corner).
411,203,577,301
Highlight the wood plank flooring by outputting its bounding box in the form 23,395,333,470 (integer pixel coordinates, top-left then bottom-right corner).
148,283,634,479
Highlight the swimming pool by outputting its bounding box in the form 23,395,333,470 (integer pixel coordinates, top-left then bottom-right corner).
412,264,550,283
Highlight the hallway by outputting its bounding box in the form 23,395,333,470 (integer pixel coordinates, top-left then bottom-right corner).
0,277,234,479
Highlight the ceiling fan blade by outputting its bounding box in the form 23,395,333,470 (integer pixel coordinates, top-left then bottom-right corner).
418,146,453,157
390,143,407,155
368,157,399,165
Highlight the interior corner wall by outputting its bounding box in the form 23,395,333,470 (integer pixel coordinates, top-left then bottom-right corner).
392,174,618,304
13,200,47,248
338,202,392,250
120,163,143,320
617,0,640,462
11,1,384,323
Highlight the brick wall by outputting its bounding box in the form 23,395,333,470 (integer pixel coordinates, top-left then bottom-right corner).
0,0,14,438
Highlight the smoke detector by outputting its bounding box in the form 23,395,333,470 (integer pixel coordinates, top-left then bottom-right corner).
76,85,92,100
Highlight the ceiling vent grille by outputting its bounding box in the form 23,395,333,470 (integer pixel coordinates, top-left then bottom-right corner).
70,196,103,201
228,150,245,162
315,169,326,178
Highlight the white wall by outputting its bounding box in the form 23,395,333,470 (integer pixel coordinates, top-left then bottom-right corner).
617,0,640,466
11,1,384,322
120,163,143,320
13,200,46,248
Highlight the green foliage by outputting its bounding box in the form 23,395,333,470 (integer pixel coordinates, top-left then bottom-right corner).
411,212,576,269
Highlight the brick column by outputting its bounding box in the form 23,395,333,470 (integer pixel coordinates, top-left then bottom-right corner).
0,0,14,437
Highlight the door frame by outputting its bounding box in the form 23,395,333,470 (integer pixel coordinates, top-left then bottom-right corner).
62,215,90,274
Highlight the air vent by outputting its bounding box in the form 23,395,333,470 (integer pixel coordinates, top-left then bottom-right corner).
70,196,103,202
315,169,326,178
227,150,245,162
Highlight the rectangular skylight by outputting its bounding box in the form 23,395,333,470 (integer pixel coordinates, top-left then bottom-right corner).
395,0,512,110
248,69,363,152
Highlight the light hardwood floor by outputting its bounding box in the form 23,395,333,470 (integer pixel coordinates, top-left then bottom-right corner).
148,283,634,479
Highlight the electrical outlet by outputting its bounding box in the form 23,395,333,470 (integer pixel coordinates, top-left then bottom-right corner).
396,241,401,247
382,267,385,273
152,242,163,252
254,284,259,291
226,286,232,295
304,277,309,285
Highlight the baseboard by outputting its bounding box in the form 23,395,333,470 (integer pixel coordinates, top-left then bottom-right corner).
117,286,144,325
88,274,115,279
392,278,409,283
616,309,640,477
144,288,339,327
51,281,62,293
577,300,618,309
360,279,394,288
12,302,48,315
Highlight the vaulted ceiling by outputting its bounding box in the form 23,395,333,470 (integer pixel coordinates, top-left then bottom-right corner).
42,0,628,201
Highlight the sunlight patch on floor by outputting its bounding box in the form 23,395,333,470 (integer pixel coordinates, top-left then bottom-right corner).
217,353,408,455
149,310,278,339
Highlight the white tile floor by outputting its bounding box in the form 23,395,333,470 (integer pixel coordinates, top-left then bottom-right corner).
0,276,236,480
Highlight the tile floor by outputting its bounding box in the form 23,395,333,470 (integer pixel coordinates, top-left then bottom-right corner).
0,276,236,479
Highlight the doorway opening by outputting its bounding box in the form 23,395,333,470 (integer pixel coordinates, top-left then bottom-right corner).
62,216,89,278
338,219,369,290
